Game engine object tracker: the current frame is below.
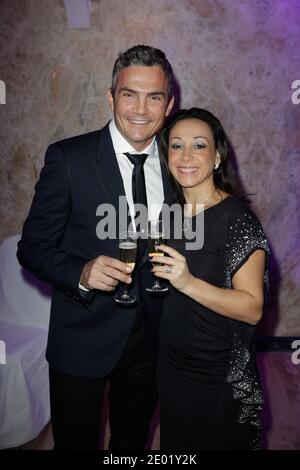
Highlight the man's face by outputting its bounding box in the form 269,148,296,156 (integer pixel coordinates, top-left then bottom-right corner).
108,65,174,151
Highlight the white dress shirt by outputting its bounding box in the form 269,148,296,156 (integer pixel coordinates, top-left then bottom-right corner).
109,118,164,225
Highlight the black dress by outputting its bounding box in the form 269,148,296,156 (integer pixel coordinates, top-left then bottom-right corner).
158,196,270,450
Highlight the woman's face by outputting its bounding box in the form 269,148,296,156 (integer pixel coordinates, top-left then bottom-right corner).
168,118,220,189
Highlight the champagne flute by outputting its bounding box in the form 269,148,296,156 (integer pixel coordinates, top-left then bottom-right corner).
114,232,137,305
146,220,168,293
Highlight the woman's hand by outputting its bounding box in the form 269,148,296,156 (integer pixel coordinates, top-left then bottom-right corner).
150,244,194,292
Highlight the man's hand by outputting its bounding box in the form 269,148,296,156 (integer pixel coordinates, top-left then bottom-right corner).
80,255,133,291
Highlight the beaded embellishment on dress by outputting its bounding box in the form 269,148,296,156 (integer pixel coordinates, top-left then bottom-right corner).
223,208,270,450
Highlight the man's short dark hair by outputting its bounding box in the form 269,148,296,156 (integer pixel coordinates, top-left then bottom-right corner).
111,45,174,100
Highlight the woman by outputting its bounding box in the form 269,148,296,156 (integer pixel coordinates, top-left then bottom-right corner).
150,108,270,450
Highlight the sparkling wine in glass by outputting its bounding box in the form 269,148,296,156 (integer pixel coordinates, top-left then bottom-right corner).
146,220,168,293
114,233,137,305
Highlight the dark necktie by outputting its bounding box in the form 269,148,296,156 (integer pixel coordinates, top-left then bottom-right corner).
124,152,148,259
124,153,148,208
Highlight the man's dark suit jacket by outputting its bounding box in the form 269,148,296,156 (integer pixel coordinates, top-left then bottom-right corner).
17,123,175,378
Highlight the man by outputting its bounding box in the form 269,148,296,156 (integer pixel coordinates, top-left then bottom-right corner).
17,45,175,450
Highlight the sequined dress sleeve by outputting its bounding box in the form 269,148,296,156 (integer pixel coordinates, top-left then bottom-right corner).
222,199,270,449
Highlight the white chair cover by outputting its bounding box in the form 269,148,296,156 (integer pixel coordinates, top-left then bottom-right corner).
0,235,51,448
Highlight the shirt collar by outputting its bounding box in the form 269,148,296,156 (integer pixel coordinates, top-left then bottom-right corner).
109,118,156,156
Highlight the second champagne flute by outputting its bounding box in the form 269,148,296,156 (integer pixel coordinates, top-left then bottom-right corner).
146,220,168,293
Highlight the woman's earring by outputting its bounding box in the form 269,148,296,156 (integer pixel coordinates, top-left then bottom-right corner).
214,162,220,170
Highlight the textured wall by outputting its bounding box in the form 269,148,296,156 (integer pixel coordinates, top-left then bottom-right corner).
0,0,299,336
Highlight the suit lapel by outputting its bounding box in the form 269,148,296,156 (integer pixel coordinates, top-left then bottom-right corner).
91,123,131,239
94,124,126,206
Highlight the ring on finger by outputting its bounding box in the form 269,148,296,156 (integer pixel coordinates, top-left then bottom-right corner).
166,266,172,274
